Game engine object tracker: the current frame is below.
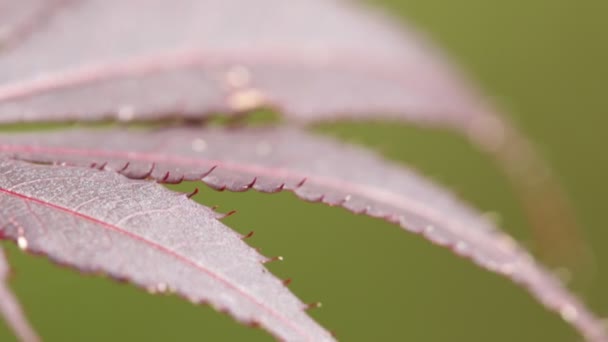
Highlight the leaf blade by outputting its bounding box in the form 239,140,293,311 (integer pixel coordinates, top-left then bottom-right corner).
0,158,334,342
1,127,604,341
0,246,40,342
0,0,496,127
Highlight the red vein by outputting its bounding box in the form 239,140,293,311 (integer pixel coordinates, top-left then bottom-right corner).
0,185,314,341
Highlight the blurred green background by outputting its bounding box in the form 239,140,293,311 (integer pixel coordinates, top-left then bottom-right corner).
1,0,607,341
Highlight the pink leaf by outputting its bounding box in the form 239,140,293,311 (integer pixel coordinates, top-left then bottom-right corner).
0,0,486,125
0,158,334,342
0,127,604,341
0,0,584,268
0,246,40,342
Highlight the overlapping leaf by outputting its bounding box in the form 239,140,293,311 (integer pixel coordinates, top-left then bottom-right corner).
0,0,584,267
0,0,488,127
0,158,334,342
0,127,604,341
0,246,39,342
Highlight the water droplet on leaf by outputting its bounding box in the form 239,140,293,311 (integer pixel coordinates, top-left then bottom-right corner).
499,263,515,276
225,65,251,88
191,138,207,152
117,105,135,122
156,282,168,293
227,89,265,112
560,304,579,322
454,241,469,254
17,236,28,250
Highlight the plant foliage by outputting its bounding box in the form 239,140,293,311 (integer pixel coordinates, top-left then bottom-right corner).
0,0,604,341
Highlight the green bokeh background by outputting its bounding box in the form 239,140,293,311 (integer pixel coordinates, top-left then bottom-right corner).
1,0,607,341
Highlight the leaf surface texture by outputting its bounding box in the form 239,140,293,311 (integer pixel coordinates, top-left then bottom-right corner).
0,158,334,342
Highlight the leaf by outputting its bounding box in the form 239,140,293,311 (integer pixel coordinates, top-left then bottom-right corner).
0,0,585,269
0,0,487,125
0,158,335,342
0,127,604,341
0,246,40,342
